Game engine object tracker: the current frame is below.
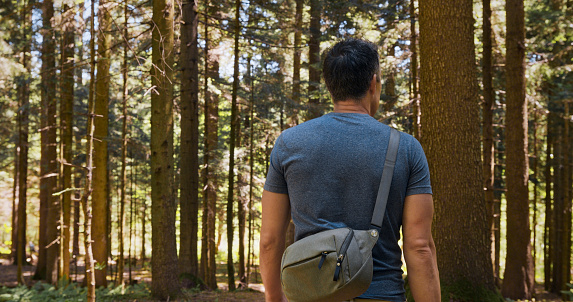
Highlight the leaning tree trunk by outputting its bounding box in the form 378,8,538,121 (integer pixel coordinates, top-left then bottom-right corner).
59,2,75,280
501,0,534,298
179,0,200,278
419,0,496,292
151,0,180,298
92,0,112,287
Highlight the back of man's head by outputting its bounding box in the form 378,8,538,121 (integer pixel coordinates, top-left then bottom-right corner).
322,38,380,103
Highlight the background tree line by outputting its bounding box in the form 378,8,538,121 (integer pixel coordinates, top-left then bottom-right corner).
0,0,572,300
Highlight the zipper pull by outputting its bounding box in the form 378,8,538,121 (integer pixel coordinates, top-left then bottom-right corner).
318,251,328,269
333,254,344,281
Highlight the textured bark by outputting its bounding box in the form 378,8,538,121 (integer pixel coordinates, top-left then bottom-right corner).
11,136,18,264
83,1,97,298
551,125,563,294
410,0,420,140
151,0,180,298
225,0,241,290
179,0,200,278
118,1,129,286
292,0,303,125
246,56,255,284
93,0,112,287
482,0,496,282
562,102,572,289
42,0,60,285
59,3,75,280
16,0,30,283
200,3,219,289
544,119,553,290
419,0,495,291
307,0,321,120
383,44,397,111
501,0,534,298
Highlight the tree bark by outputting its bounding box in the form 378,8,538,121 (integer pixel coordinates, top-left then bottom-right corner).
307,0,321,120
410,0,420,140
83,0,98,298
16,0,30,283
544,117,553,290
179,0,200,279
225,0,241,291
562,102,572,289
93,0,112,287
42,0,60,285
292,0,303,126
501,0,534,298
201,2,219,289
151,0,180,298
419,0,496,291
482,0,496,283
118,0,129,286
59,2,75,280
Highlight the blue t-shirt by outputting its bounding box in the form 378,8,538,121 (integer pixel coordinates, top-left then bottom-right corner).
264,112,432,302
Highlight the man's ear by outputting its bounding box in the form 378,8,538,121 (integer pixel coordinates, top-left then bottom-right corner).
369,73,378,93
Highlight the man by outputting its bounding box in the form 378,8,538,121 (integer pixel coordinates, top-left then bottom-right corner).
260,38,440,302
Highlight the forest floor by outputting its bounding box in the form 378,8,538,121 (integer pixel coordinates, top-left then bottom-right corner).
0,257,265,301
0,257,566,301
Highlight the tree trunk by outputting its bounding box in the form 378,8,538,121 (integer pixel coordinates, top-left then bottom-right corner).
307,0,321,120
562,102,572,290
118,1,129,286
16,0,30,283
201,2,219,289
225,0,242,291
418,0,496,292
83,0,98,297
552,125,563,294
544,117,553,290
292,0,303,125
482,0,496,282
151,0,180,298
59,3,75,280
11,135,18,265
42,0,60,284
93,0,112,287
410,0,420,140
179,0,200,279
501,0,534,298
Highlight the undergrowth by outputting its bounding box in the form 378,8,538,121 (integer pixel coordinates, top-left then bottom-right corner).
0,281,151,302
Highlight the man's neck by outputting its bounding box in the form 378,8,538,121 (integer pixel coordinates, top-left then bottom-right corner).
332,99,371,115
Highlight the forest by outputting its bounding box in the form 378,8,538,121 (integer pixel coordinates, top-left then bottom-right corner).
0,0,572,301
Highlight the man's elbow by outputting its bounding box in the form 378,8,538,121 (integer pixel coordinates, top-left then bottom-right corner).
404,238,435,259
260,232,285,254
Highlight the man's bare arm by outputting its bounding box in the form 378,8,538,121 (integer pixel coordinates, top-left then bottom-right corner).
403,193,441,302
260,190,291,302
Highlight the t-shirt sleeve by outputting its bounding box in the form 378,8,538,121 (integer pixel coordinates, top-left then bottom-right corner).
264,136,289,194
405,137,432,196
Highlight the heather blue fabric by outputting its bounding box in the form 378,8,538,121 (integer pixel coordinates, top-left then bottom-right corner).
264,112,432,302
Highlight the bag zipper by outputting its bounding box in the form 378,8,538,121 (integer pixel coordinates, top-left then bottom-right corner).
333,229,354,281
318,251,328,269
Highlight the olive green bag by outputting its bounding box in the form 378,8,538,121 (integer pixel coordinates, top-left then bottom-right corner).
280,128,400,302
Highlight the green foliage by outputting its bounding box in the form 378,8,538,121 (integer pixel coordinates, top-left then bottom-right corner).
561,282,573,300
405,276,504,302
0,282,151,302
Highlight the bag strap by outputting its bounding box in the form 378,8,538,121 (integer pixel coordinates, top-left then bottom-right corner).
370,128,400,228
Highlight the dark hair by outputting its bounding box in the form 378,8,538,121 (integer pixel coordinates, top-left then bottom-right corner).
322,38,380,103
